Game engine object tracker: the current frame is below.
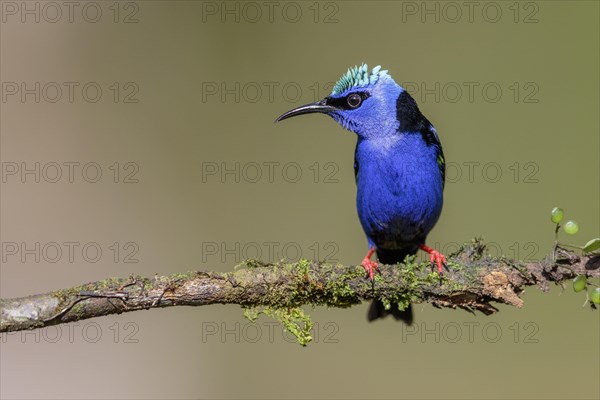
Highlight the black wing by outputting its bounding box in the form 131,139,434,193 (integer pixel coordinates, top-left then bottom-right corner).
420,126,445,189
437,146,446,189
396,91,445,189
429,129,445,189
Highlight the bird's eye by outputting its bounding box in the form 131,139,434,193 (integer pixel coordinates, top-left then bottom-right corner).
347,93,362,108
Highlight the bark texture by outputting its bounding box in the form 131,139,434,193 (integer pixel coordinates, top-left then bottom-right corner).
2,240,599,340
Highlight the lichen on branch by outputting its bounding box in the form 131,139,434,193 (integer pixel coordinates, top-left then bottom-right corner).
1,239,598,345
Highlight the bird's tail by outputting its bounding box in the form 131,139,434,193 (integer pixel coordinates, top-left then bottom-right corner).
367,247,418,325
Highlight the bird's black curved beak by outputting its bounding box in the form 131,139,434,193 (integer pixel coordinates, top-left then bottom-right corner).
274,99,335,123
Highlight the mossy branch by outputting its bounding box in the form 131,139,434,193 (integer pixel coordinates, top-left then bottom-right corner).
1,239,599,345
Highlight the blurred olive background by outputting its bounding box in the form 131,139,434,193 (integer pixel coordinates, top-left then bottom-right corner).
1,1,598,399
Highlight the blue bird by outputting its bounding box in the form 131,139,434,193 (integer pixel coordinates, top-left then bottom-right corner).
275,64,446,324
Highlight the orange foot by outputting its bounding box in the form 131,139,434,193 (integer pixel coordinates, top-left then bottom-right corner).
361,247,379,281
419,244,447,274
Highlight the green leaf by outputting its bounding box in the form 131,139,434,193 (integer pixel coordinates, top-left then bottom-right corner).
582,238,600,253
573,275,587,293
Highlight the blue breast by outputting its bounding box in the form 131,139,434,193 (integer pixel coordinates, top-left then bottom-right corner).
355,132,443,251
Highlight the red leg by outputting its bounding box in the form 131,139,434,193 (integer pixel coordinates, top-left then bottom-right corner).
361,247,379,280
419,244,447,274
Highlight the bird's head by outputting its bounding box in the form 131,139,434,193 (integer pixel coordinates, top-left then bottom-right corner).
275,64,402,138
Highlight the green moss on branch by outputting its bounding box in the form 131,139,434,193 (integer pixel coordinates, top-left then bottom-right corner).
1,239,598,345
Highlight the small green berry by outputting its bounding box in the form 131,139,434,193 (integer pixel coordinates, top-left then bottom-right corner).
573,275,586,292
591,288,600,305
563,220,579,235
550,207,564,224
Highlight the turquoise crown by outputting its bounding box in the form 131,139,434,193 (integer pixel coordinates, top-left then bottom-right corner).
331,63,389,96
